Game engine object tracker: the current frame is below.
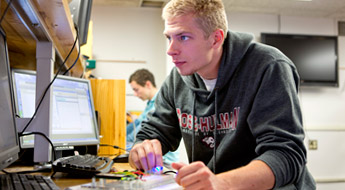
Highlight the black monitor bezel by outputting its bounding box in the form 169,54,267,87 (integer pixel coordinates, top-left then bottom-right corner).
261,33,339,87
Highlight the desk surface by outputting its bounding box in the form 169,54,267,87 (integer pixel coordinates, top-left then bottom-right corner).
2,163,133,189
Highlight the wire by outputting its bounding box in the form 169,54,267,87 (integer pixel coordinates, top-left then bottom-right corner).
20,25,79,134
0,0,12,27
1,169,10,174
57,25,79,74
62,26,80,75
20,131,57,162
99,144,127,151
163,170,177,174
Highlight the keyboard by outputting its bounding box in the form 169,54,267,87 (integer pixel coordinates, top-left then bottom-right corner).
52,154,113,177
0,173,60,190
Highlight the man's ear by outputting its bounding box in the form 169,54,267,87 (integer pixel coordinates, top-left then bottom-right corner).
212,29,224,48
145,80,152,88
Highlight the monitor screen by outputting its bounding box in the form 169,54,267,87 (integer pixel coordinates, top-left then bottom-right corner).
0,27,20,170
12,69,99,148
261,33,338,87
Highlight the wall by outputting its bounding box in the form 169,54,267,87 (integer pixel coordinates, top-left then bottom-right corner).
90,6,166,111
91,6,345,189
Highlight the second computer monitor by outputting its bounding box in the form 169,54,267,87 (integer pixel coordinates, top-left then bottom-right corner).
0,27,20,171
12,69,99,149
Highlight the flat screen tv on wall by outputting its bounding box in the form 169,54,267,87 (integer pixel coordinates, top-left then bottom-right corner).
261,33,338,87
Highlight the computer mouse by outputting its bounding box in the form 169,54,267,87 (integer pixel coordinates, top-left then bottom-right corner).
113,153,129,163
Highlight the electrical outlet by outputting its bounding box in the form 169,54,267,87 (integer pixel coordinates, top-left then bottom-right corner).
308,140,318,150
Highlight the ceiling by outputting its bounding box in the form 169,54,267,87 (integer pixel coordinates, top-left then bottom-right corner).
92,0,345,20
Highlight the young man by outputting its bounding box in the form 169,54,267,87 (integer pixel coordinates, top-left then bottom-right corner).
129,0,316,189
127,69,179,165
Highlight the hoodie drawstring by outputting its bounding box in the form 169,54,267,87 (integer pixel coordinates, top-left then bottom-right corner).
191,92,196,163
213,88,218,174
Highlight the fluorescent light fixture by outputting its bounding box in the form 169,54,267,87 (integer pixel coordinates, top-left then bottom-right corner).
141,1,164,8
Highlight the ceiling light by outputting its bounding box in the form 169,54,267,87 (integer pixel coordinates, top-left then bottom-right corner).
141,1,164,8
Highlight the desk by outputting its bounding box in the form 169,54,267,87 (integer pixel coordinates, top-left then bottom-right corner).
2,163,133,189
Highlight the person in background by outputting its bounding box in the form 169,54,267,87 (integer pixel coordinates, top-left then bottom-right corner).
126,68,179,166
128,0,316,189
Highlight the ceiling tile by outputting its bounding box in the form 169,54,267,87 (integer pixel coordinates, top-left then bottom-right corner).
93,0,345,20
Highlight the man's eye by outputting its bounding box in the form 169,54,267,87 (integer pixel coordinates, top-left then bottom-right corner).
180,36,189,41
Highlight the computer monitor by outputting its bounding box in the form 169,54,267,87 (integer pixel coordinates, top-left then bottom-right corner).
12,69,99,151
0,27,20,170
69,0,93,46
261,33,338,87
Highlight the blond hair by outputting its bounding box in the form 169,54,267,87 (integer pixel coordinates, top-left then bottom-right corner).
162,0,228,39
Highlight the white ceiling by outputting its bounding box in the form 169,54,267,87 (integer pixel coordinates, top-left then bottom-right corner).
92,0,345,20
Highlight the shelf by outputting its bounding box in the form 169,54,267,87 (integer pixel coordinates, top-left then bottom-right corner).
0,0,83,77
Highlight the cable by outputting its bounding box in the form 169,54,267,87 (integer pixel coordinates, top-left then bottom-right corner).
20,25,79,134
163,170,177,175
0,0,12,27
1,169,10,174
99,144,127,152
19,131,57,162
62,25,80,75
57,25,79,75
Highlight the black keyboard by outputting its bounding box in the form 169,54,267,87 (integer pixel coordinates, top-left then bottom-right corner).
52,154,113,177
0,173,59,190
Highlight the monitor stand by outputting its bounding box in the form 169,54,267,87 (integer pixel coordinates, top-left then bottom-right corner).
33,163,52,172
55,146,75,159
33,146,73,172
33,42,54,163
15,42,55,164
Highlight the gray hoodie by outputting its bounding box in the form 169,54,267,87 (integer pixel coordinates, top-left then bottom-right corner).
136,30,316,189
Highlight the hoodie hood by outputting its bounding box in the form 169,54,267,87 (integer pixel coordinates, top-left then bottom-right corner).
181,31,254,98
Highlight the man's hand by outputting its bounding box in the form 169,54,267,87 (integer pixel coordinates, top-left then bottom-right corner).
172,161,229,190
129,139,164,172
173,160,275,190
